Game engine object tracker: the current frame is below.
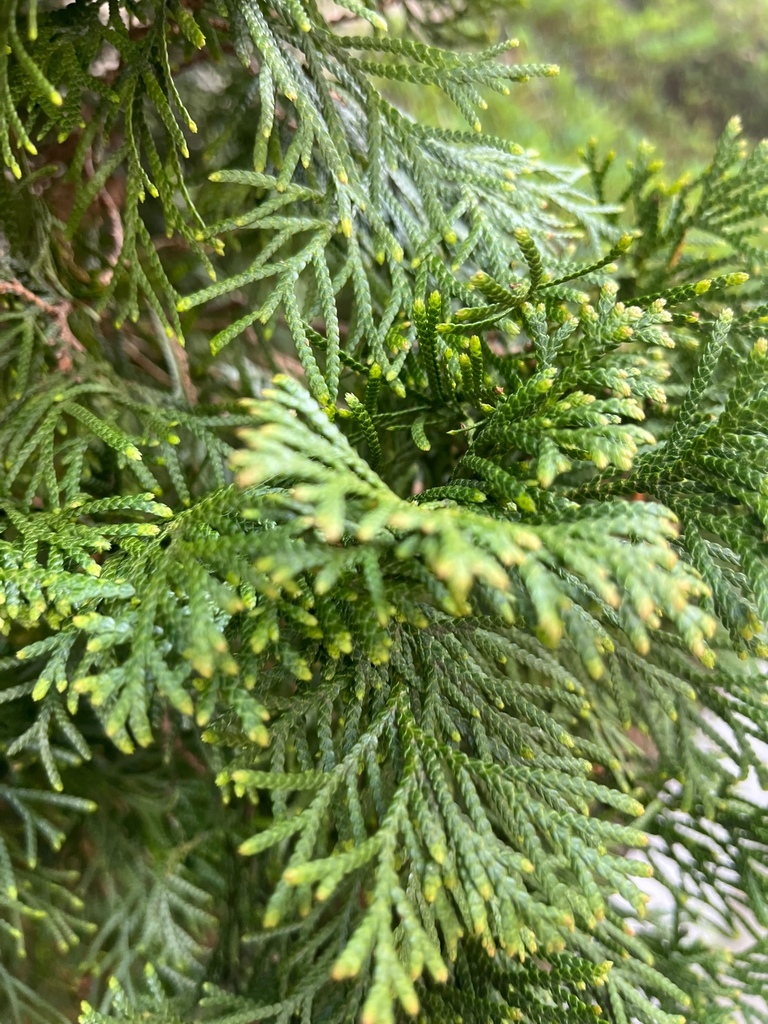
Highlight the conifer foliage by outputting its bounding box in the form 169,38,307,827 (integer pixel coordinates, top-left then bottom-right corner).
1,2,768,1023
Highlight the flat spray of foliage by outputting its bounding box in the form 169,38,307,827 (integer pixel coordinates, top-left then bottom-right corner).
1,2,768,1023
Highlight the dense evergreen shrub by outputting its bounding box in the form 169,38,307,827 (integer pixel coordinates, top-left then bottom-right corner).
0,3,767,1023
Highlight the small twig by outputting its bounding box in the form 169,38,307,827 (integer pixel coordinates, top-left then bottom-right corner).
149,308,198,405
122,332,173,386
0,279,84,371
153,237,192,250
99,183,123,277
84,152,123,285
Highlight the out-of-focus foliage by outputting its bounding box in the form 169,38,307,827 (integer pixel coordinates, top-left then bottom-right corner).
395,0,768,166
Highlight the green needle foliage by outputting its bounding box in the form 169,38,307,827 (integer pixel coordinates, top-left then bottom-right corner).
1,2,768,1023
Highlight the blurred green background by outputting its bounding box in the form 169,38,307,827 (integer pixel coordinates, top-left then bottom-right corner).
385,0,768,174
